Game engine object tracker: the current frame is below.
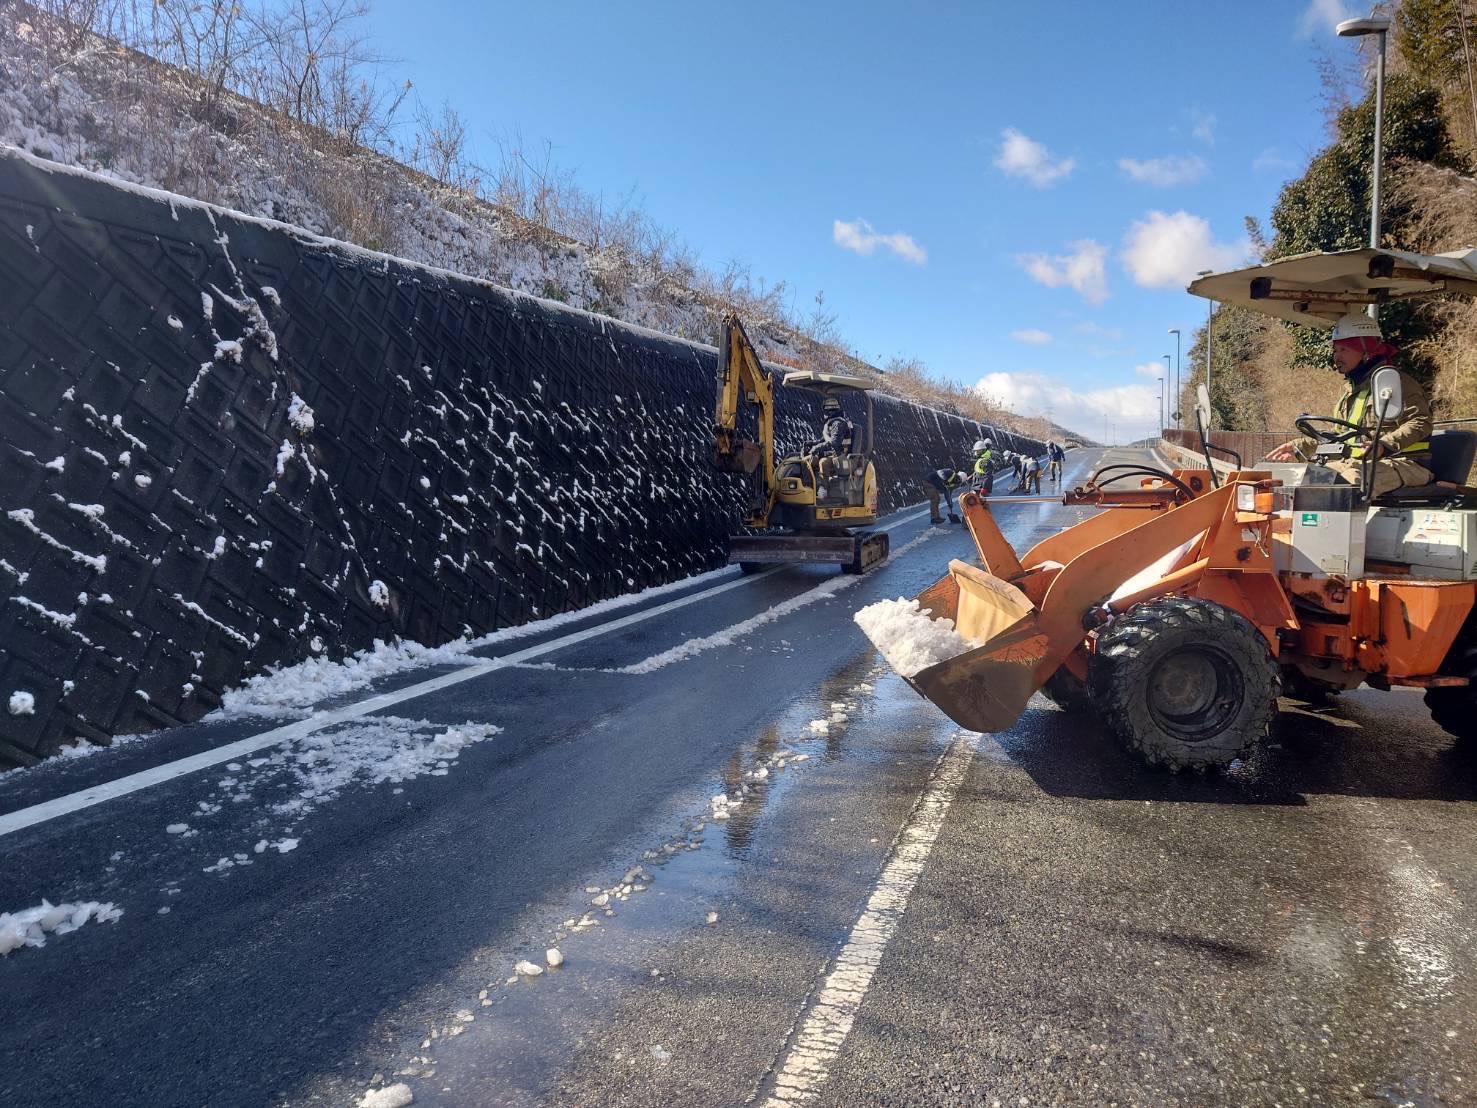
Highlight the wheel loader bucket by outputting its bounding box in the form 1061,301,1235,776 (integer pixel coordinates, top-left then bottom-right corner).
880,560,1050,733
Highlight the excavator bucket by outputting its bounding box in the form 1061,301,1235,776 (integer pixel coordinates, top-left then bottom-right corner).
879,560,1050,733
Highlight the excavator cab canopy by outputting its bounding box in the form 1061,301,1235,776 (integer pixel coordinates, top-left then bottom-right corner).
780,370,874,393
1188,246,1477,326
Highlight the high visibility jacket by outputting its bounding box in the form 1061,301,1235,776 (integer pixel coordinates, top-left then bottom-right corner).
973,449,993,476
1339,364,1432,460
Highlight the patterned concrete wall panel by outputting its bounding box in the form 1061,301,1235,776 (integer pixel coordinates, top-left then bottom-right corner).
0,150,1040,763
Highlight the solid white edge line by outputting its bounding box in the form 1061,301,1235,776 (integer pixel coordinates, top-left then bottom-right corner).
759,733,979,1106
0,505,935,839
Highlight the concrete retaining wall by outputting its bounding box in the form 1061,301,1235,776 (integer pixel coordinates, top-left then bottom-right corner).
0,148,1040,762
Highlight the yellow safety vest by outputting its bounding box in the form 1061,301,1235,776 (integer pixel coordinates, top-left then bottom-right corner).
1347,371,1429,459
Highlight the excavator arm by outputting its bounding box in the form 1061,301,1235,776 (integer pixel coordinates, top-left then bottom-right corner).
713,312,776,526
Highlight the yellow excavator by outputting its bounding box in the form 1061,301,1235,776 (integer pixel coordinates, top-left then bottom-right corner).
713,312,889,574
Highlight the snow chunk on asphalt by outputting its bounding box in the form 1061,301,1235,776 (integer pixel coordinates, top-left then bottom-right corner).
8,691,35,716
0,900,122,956
515,959,544,977
546,947,564,967
358,1084,413,1108
853,597,981,678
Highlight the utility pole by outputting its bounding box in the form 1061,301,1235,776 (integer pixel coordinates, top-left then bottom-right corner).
1168,328,1182,427
1460,0,1477,149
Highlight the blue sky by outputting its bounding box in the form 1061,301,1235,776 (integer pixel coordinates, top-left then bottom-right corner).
369,0,1368,440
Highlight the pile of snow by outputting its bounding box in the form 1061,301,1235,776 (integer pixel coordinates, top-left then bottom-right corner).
286,393,314,433
8,691,34,716
0,899,122,956
215,638,474,718
358,1084,414,1108
853,597,981,678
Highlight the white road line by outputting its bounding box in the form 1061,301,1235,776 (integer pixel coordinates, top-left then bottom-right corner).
761,733,979,1106
0,506,934,839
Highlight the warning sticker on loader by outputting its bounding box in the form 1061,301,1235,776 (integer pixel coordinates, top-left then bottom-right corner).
1299,512,1320,526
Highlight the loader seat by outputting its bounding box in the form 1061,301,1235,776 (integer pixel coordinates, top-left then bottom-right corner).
1376,429,1477,504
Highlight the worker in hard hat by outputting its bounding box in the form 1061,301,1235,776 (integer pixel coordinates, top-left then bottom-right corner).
923,465,965,525
1265,312,1432,497
972,438,995,494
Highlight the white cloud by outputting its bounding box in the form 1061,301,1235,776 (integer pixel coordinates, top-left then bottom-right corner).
1300,0,1354,37
1121,211,1249,290
1073,320,1124,341
1010,328,1052,345
1118,154,1208,187
1017,240,1109,304
976,370,1162,442
832,218,927,264
994,128,1075,187
1190,108,1217,146
1133,361,1165,379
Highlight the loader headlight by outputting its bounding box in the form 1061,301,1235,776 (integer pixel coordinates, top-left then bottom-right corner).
1235,483,1256,512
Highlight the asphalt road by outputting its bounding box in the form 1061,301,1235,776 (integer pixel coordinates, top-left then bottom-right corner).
3,448,1475,1108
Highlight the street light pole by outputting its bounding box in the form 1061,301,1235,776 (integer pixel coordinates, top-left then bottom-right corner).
1338,13,1393,316
1168,328,1181,428
1196,269,1213,423
1157,376,1164,438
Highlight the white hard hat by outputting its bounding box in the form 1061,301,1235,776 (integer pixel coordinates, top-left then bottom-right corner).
1332,311,1382,342
972,439,988,453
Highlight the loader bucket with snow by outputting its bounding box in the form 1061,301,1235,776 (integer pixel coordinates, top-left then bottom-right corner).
858,559,1050,733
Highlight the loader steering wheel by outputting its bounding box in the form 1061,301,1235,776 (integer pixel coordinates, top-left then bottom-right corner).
1293,415,1367,446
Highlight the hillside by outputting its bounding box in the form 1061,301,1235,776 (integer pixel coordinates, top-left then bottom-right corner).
0,0,1084,446
1178,0,1477,433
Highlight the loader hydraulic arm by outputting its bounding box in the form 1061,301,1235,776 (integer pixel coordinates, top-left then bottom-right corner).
713,312,777,525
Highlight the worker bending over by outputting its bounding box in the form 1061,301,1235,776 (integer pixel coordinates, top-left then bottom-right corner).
1016,454,1041,495
1265,312,1432,497
924,466,965,525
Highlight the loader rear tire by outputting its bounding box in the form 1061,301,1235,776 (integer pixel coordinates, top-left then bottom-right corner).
1091,596,1279,772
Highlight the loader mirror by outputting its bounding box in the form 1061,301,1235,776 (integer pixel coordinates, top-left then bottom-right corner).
1194,384,1212,432
1371,366,1403,422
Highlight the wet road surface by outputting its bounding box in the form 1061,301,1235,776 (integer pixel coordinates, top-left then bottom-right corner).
3,448,1476,1107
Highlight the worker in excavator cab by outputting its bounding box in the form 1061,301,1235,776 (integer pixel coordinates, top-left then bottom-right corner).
806,396,855,479
1265,311,1433,497
972,438,994,495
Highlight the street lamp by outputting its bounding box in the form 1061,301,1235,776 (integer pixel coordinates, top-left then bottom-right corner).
1157,376,1165,438
1196,269,1213,423
1338,13,1392,316
1168,328,1181,428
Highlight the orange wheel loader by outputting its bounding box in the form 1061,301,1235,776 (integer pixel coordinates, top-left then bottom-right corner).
858,246,1477,770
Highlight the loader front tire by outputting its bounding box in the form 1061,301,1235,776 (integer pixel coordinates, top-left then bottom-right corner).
1091,596,1279,772
1424,642,1477,746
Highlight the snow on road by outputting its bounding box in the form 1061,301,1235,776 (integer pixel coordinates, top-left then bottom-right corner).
215,567,736,720
0,899,122,957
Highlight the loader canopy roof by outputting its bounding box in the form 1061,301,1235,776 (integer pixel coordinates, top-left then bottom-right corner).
1188,247,1477,328
782,370,873,394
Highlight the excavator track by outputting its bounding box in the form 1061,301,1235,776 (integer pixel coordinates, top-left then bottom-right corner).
846,530,890,575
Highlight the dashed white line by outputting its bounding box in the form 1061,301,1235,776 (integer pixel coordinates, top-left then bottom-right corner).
760,732,979,1105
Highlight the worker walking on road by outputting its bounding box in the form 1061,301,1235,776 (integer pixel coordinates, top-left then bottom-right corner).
1265,312,1432,497
1047,440,1065,485
924,466,965,525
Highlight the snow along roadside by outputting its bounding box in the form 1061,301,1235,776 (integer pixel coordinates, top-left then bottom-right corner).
0,508,934,840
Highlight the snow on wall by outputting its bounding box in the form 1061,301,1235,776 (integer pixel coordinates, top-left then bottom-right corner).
0,147,1040,763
